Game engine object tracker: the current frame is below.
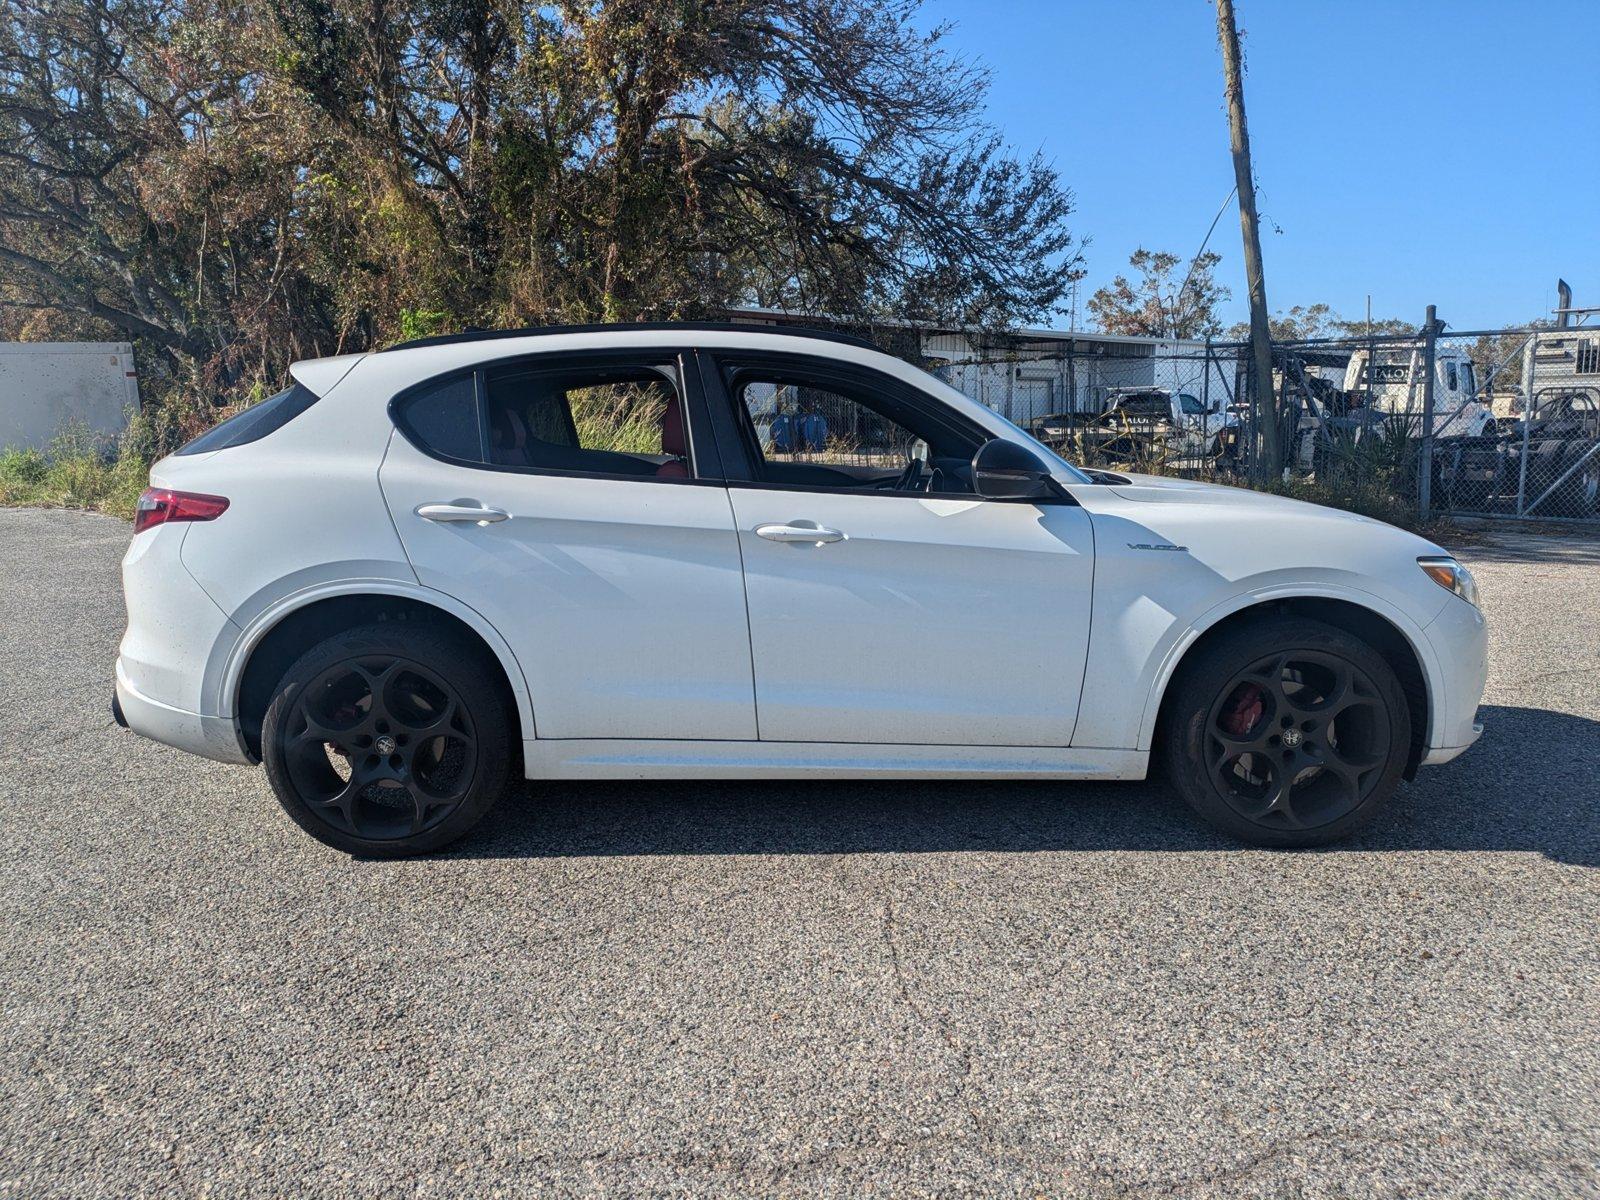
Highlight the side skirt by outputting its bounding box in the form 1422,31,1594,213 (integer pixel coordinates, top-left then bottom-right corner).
523,739,1148,781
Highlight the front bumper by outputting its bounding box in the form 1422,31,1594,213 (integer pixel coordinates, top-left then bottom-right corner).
1420,719,1484,766
1418,592,1489,766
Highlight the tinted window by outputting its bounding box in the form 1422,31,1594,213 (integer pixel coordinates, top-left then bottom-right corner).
1178,393,1206,415
176,383,319,455
729,365,981,494
396,376,481,461
482,364,687,479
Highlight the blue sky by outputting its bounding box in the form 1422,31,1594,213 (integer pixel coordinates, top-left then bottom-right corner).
921,0,1599,332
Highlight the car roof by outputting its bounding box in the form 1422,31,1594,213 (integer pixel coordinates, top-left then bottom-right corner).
378,321,877,354
288,323,885,398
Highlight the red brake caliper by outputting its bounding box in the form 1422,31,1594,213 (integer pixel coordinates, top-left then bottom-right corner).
1221,683,1264,736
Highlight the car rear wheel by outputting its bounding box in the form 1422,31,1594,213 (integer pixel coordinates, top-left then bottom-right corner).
261,622,513,856
1161,616,1411,847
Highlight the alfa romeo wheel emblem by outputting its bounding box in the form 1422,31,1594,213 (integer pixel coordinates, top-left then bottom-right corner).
375,734,397,756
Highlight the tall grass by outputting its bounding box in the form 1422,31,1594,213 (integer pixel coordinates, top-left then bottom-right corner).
0,394,214,519
568,384,669,454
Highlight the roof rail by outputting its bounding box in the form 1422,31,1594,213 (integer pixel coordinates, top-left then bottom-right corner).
379,320,879,353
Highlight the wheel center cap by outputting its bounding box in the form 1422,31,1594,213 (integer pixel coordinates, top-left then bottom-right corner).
375,734,397,756
1282,728,1303,748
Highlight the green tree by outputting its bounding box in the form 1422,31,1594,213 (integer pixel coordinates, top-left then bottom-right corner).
1,0,1085,400
1086,247,1229,339
1225,306,1416,341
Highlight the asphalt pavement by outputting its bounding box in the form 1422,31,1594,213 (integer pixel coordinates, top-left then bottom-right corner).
1,507,1596,1198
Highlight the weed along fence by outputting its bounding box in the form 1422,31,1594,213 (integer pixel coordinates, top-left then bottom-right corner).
1258,313,1600,525
937,310,1600,527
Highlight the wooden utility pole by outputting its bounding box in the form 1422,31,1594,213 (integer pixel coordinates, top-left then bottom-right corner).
1215,0,1279,480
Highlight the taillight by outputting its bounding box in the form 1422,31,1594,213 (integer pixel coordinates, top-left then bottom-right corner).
133,488,230,535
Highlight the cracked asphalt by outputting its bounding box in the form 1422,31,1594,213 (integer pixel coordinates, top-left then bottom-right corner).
1,506,1597,1198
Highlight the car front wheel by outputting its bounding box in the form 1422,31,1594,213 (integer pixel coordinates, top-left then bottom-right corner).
261,622,513,856
1161,616,1411,847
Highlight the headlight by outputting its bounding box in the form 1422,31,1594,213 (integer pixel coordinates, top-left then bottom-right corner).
1418,556,1479,607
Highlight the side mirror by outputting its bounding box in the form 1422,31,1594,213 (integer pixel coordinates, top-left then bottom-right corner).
1208,400,1222,415
971,438,1060,501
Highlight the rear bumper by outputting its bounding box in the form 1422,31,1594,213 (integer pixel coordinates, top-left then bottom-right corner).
114,659,251,765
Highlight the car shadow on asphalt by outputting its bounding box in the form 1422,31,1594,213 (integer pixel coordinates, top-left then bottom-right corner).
440,706,1597,866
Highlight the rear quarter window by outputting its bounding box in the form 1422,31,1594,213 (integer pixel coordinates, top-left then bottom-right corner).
394,376,483,462
176,383,320,455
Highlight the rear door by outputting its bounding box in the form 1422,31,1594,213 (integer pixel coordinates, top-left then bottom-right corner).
378,349,757,741
702,351,1095,747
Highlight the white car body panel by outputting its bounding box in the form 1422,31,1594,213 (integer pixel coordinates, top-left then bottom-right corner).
215,577,538,755
287,352,365,397
116,520,244,761
168,375,411,628
114,327,1489,794
377,430,758,741
526,739,1145,780
1064,474,1468,751
727,488,1094,745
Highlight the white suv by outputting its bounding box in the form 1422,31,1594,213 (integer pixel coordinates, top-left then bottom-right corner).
114,324,1487,855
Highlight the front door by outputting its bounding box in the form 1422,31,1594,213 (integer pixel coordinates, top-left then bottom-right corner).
378,351,757,741
707,352,1095,747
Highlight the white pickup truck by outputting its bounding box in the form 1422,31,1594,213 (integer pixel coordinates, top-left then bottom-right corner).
1101,387,1233,440
1034,388,1237,464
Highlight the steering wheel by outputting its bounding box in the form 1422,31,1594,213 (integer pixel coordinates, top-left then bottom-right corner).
890,456,927,492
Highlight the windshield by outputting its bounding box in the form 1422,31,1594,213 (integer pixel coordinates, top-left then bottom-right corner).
1111,393,1171,419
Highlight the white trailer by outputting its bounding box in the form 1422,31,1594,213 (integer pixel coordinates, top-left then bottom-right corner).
0,342,141,451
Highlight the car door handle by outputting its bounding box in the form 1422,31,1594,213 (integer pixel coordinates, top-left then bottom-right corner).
755,522,846,545
415,503,509,525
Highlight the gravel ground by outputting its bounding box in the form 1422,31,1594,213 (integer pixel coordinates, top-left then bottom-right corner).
1,506,1596,1198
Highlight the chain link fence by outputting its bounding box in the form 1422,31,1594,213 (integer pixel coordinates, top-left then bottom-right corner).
1260,318,1600,524
932,315,1600,525
933,339,1242,474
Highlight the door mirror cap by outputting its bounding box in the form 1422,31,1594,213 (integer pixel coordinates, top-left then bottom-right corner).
971,439,1062,501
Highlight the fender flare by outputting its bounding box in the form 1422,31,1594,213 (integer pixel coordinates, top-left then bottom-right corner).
211,578,538,742
1133,582,1445,752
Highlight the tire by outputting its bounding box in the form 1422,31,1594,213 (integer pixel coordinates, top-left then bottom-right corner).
1557,442,1600,514
261,622,514,856
1527,439,1566,493
1160,616,1411,848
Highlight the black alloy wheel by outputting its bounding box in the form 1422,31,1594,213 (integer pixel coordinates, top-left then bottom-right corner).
1163,616,1411,847
261,623,512,856
283,656,476,839
1206,649,1390,832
